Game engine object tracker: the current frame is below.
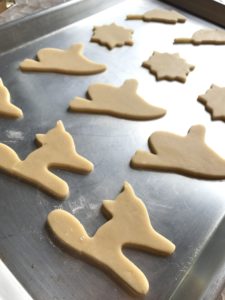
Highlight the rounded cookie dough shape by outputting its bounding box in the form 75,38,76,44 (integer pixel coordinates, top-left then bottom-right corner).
0,79,23,118
20,44,106,75
69,79,166,120
91,23,134,49
174,28,225,45
126,8,186,24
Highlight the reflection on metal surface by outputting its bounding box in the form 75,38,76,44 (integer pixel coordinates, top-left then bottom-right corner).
0,0,72,25
214,0,225,4
0,260,33,300
161,0,225,28
0,0,15,13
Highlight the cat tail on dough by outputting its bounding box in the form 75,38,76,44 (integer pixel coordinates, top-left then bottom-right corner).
48,209,90,253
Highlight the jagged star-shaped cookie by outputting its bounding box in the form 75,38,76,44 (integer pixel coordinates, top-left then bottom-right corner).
0,79,23,118
126,8,186,24
174,28,225,45
91,23,134,49
198,85,225,121
131,125,225,179
69,79,166,120
142,52,194,83
20,44,106,75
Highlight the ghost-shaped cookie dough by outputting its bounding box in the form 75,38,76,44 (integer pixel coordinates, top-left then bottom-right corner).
131,125,225,179
69,79,166,120
91,23,134,49
198,85,225,121
126,8,186,24
20,44,106,75
174,28,225,45
142,52,194,83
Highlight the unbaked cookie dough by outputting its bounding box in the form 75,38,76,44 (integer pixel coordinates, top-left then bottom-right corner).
0,79,22,118
20,44,106,74
174,28,225,45
47,182,175,295
69,79,166,120
91,23,133,49
142,52,194,83
131,125,225,179
198,85,225,121
0,121,93,198
126,8,186,24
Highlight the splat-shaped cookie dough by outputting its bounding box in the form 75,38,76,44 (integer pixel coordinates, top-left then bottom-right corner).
131,125,225,179
69,79,166,120
174,28,225,45
0,121,93,198
20,44,106,75
0,79,22,118
142,52,194,83
126,8,186,24
198,85,225,121
48,182,175,295
91,23,133,49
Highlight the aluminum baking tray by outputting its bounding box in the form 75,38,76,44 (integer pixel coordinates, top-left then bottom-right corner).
161,0,225,28
0,0,225,299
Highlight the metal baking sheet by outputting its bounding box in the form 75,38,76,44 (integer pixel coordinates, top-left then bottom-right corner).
0,0,225,299
161,0,225,28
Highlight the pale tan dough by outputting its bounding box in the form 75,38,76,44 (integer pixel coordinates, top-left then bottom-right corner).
0,121,93,198
142,52,194,83
91,23,133,49
131,125,225,179
126,9,186,24
48,182,175,295
0,79,22,118
198,85,225,121
69,79,166,120
174,28,225,45
20,44,106,74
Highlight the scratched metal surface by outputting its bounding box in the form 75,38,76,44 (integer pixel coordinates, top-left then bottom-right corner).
0,0,72,25
0,0,225,299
